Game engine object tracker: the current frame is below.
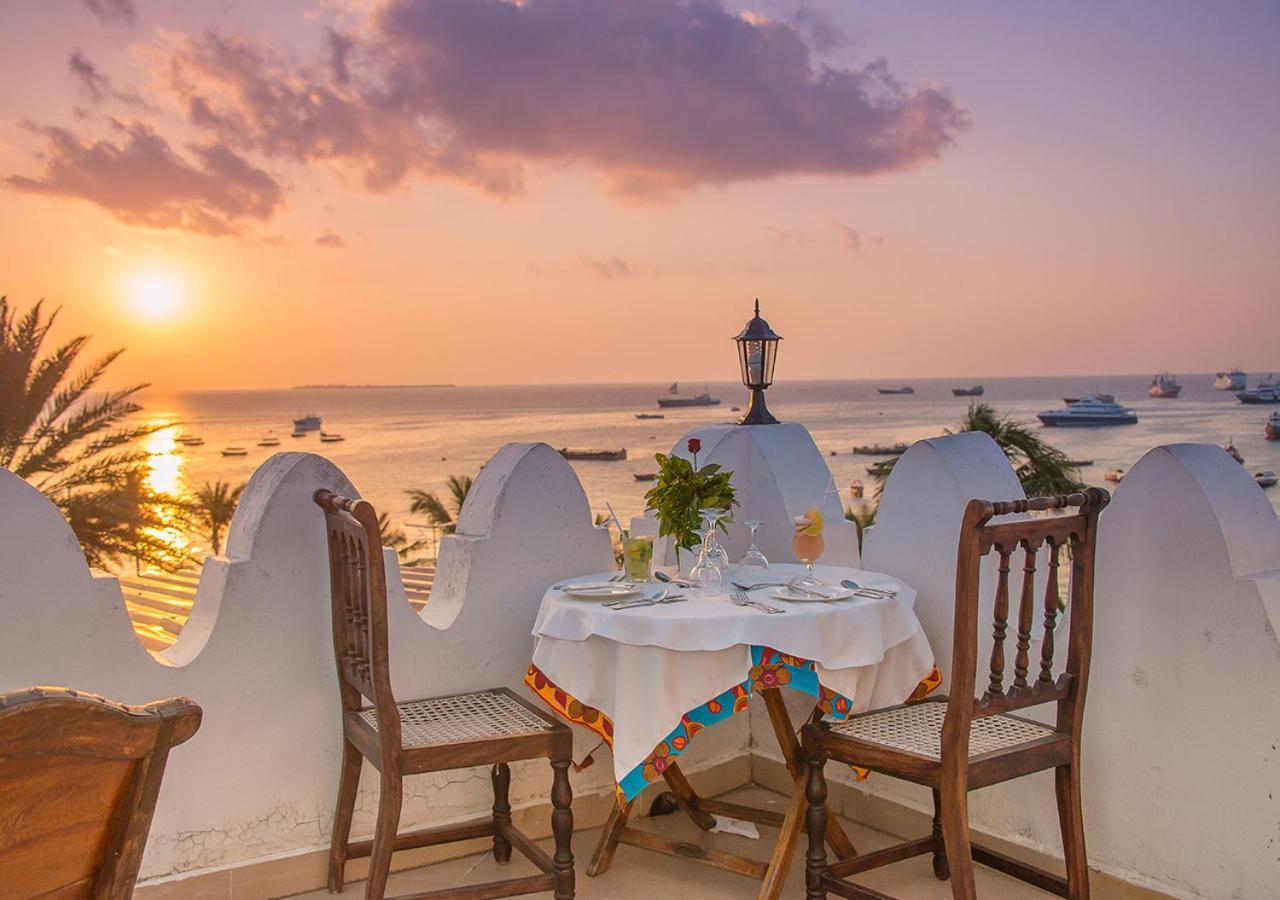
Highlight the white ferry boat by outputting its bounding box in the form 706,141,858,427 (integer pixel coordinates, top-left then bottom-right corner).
1038,395,1139,427
1215,368,1246,391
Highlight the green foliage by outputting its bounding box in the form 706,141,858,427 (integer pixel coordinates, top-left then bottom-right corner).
62,470,192,573
407,474,474,535
870,402,1083,499
377,511,429,566
193,479,245,556
0,296,186,571
644,452,737,552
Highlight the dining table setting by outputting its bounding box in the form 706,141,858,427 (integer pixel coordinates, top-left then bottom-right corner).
523,504,942,899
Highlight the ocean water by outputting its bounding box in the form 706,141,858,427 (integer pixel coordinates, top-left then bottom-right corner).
142,375,1280,548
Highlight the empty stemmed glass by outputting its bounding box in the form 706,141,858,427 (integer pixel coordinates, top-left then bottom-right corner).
689,508,726,591
705,510,731,574
738,520,769,574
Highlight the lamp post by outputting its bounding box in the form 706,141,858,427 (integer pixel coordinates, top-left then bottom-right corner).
733,299,782,425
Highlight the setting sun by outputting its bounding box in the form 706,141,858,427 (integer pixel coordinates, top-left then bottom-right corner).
129,273,182,321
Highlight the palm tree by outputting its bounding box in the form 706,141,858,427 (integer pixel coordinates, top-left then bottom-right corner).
407,474,474,535
1,297,187,570
871,402,1083,498
193,480,245,556
377,511,428,566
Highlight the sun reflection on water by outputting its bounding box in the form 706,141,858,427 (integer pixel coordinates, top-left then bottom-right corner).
142,421,193,566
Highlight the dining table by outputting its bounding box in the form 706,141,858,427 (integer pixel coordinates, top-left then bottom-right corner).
524,561,940,899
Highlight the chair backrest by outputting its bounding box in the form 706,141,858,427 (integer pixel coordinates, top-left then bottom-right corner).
945,489,1110,747
313,489,401,754
0,687,201,899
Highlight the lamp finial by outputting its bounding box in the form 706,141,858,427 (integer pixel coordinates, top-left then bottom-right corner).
754,298,760,316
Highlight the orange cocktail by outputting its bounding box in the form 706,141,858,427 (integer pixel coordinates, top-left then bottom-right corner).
791,509,825,586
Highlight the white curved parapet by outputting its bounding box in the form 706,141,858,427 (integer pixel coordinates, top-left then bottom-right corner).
862,431,1026,687
0,444,617,880
665,422,860,567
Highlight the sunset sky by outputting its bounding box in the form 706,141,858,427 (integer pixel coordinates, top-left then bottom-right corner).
0,0,1276,390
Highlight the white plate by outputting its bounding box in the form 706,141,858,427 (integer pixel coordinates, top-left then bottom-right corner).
562,583,642,600
770,584,856,603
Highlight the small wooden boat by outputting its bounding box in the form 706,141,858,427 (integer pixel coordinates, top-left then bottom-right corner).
1065,459,1094,467
176,435,204,446
1224,440,1244,464
290,430,307,438
634,413,665,420
853,443,908,456
633,472,657,482
560,448,626,461
877,386,914,395
952,385,984,397
1267,411,1280,440
221,447,248,457
1254,471,1277,489
320,433,346,443
1105,468,1124,483
258,436,281,448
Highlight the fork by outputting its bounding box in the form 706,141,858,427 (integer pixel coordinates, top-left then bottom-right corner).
730,581,787,592
731,588,785,614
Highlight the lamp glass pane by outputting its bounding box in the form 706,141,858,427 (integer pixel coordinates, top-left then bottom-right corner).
761,340,778,386
737,340,751,385
745,340,765,386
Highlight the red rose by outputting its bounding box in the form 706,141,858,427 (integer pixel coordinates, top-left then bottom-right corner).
687,437,702,454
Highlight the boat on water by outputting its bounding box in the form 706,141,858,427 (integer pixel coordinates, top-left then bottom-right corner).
560,448,627,461
1215,368,1246,391
319,432,345,443
1255,471,1278,489
1105,468,1125,483
633,472,657,482
877,386,914,395
853,443,909,456
176,435,204,447
1148,373,1182,398
1266,411,1280,440
221,447,248,457
952,385,984,397
1224,440,1244,464
290,430,307,438
1063,393,1114,405
1237,376,1280,404
293,414,322,431
258,436,281,448
1038,395,1138,427
634,413,665,420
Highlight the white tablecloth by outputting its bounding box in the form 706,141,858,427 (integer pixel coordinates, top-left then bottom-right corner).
529,564,936,791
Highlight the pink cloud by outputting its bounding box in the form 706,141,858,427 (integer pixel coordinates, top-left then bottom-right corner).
6,120,283,236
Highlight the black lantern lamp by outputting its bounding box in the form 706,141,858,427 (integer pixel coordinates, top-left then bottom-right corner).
733,299,782,425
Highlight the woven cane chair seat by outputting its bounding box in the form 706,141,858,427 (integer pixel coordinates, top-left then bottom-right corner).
828,701,1054,759
360,691,554,749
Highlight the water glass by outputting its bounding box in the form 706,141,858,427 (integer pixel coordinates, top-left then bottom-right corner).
738,520,769,573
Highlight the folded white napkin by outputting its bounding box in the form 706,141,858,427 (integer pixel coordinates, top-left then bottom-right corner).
710,815,760,839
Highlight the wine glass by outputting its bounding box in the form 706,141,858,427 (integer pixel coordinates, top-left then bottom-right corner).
689,509,725,591
705,509,731,574
789,512,826,591
738,520,769,573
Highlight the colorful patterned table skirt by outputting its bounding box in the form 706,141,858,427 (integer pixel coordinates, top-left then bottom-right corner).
526,645,942,803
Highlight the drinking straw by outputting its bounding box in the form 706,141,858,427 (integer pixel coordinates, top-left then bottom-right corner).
605,501,627,537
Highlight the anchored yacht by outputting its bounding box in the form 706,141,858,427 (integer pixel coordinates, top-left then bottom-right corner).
1038,395,1139,427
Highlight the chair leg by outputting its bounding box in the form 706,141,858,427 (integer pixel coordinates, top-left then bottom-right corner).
550,758,575,900
804,748,828,900
1055,762,1090,899
938,779,976,900
491,763,512,863
365,769,403,900
328,739,362,892
931,788,950,881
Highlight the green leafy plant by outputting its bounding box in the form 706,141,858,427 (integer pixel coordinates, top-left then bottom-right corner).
644,437,737,563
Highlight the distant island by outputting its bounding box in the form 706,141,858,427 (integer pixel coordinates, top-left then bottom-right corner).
291,383,456,390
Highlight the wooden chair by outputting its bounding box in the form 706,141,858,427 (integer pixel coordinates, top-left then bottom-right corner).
0,686,202,899
801,488,1110,899
314,489,575,900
